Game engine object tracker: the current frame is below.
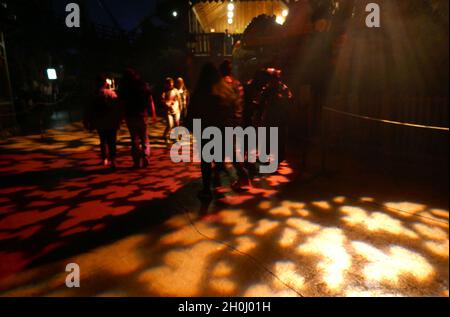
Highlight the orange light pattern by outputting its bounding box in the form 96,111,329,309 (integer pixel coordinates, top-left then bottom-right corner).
0,121,448,297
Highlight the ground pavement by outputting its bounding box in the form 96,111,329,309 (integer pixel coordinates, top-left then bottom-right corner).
0,118,448,297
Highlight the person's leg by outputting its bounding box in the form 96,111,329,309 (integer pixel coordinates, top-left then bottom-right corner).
138,118,150,167
199,160,213,199
174,112,180,127
164,114,174,143
126,118,141,167
98,130,108,163
144,117,150,162
107,129,117,167
231,137,251,190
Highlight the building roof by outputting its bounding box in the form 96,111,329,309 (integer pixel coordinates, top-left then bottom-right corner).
192,0,288,33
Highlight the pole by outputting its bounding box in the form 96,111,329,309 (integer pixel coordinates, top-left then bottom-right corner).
0,31,16,127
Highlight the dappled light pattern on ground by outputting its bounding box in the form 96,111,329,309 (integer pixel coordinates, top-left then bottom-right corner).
0,120,201,279
0,120,448,297
0,187,448,296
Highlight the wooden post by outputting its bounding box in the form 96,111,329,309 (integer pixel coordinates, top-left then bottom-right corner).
0,31,16,130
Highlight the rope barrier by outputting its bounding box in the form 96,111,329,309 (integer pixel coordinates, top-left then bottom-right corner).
324,106,449,132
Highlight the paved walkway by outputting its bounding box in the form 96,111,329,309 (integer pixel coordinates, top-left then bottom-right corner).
0,119,448,296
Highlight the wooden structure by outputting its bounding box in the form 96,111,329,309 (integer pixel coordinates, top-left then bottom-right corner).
188,0,289,56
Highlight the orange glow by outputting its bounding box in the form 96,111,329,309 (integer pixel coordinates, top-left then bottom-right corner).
212,261,233,277
412,223,448,241
209,278,236,295
244,284,297,297
234,236,257,253
352,242,434,284
253,219,279,236
297,228,351,291
139,241,222,296
341,206,419,239
312,201,331,210
258,201,272,210
430,209,449,219
333,196,346,204
287,218,321,234
273,261,304,290
384,202,426,216
279,228,298,248
424,240,449,258
269,206,292,217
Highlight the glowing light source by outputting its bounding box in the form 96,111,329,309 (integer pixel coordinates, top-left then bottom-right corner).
46,68,57,80
282,9,289,17
172,11,178,17
106,78,112,86
275,16,284,25
227,11,234,18
227,3,235,11
228,18,233,24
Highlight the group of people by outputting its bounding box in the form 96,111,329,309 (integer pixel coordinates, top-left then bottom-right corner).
83,61,293,200
84,69,153,169
188,60,293,199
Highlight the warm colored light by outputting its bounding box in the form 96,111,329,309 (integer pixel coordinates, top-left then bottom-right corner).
46,68,57,80
275,16,284,25
210,28,215,32
227,11,234,18
106,78,112,86
282,9,289,17
227,3,234,11
228,18,233,24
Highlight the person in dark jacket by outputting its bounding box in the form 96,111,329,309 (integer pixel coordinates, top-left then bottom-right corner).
188,63,222,199
259,68,293,165
84,75,122,169
117,68,155,168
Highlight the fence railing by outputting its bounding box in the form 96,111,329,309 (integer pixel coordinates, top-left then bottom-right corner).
189,33,241,57
321,94,449,161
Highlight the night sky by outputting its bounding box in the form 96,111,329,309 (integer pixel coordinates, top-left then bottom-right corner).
52,0,158,30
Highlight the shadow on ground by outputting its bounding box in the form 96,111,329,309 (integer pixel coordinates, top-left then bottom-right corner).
0,120,448,297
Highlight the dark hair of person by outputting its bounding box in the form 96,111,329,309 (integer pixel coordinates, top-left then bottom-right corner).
195,63,221,94
219,60,232,77
95,74,108,90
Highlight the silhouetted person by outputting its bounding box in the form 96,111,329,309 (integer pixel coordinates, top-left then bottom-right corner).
84,75,121,169
117,68,155,168
259,68,293,165
188,63,222,199
217,60,250,191
243,69,272,176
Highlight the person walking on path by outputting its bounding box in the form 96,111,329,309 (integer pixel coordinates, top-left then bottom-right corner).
84,74,122,169
161,77,182,145
117,68,155,169
175,77,190,123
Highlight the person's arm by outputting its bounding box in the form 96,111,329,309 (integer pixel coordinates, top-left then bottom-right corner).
148,94,157,123
185,89,190,107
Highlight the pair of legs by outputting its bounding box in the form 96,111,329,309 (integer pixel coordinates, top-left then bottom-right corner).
126,116,150,168
164,112,180,143
199,137,250,199
98,129,117,166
